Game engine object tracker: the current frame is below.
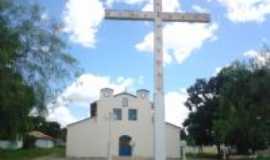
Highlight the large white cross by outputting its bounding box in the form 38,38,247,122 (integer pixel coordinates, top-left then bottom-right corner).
105,1,210,160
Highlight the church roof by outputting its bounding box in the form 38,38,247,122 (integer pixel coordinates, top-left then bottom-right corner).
28,131,54,140
137,89,150,92
67,118,91,128
166,122,181,129
114,92,137,98
67,117,181,129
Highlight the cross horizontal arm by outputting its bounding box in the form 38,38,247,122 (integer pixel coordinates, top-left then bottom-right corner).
105,10,210,23
162,12,210,23
105,10,154,21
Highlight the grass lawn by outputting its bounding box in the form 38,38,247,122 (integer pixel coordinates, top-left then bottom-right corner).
256,156,270,160
186,153,270,160
0,147,65,160
187,152,218,159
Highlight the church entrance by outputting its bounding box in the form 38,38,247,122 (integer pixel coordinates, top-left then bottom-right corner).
119,135,132,156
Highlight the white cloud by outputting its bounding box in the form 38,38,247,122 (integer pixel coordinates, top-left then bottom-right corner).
106,0,148,6
135,0,217,65
47,74,143,126
165,89,189,127
105,0,180,12
213,49,270,77
143,0,181,12
41,12,49,21
214,67,223,75
138,0,217,65
192,5,209,13
136,23,218,64
243,50,259,58
63,0,105,47
243,49,270,65
58,74,140,107
213,63,230,76
217,0,270,23
47,106,77,127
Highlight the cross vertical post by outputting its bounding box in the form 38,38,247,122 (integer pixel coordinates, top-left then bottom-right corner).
153,0,166,160
104,1,210,160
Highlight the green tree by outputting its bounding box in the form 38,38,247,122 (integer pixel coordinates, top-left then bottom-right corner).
0,0,79,112
29,116,62,139
214,61,270,154
184,78,222,153
0,0,79,139
184,49,270,154
0,68,35,140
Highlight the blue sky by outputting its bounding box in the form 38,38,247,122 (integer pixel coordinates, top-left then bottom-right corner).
30,0,270,127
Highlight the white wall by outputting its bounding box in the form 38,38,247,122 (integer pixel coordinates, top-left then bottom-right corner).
98,93,154,158
186,146,218,154
67,118,109,158
166,124,181,158
35,139,54,149
67,92,180,159
0,139,23,150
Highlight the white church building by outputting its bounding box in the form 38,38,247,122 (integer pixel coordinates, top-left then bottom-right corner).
66,88,181,160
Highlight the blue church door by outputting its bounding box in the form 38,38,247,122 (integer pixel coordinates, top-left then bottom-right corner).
119,135,132,156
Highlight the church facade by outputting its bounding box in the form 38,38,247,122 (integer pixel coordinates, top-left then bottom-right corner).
66,88,181,160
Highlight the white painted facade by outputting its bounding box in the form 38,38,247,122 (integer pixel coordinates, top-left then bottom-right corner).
35,139,54,149
0,139,23,150
66,88,181,159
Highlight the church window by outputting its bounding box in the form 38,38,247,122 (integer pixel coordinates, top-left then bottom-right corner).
122,97,128,107
113,108,122,120
103,92,109,97
90,102,97,118
128,109,137,121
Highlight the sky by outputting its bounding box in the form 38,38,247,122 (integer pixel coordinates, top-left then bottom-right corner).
29,0,270,127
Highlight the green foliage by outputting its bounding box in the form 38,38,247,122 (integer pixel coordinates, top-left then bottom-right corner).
186,152,218,159
257,156,270,160
184,78,221,148
0,19,21,67
0,68,35,140
29,116,65,140
23,117,66,149
0,0,79,140
23,135,36,149
0,0,79,112
184,48,270,154
214,62,270,153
